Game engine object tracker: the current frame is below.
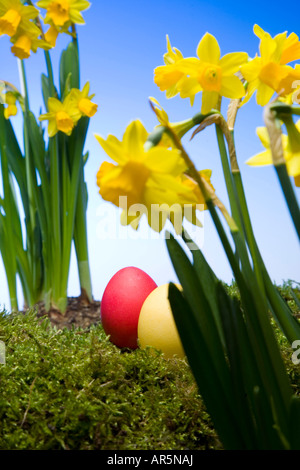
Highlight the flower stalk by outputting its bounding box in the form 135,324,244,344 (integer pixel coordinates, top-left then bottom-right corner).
263,105,300,240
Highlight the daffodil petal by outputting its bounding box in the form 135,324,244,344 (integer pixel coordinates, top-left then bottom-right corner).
69,10,85,24
259,34,277,62
201,90,219,114
176,57,201,74
220,75,245,99
123,120,148,159
94,134,127,165
196,33,220,64
246,150,273,166
143,147,186,174
256,82,275,106
253,24,270,40
240,57,261,82
164,35,183,64
256,127,270,149
48,97,63,112
48,119,58,137
280,32,300,64
166,84,180,98
219,52,248,75
286,154,300,176
149,174,198,202
81,81,90,97
240,79,259,106
177,76,202,100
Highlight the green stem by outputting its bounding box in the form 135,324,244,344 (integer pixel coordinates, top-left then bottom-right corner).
19,60,44,305
44,50,56,98
19,60,35,252
68,32,93,302
216,121,267,296
275,163,300,241
231,162,265,294
73,175,93,302
0,105,18,311
215,124,244,237
49,136,61,306
43,49,63,309
58,137,84,311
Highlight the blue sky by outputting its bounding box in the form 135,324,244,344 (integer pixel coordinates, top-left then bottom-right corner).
0,0,299,310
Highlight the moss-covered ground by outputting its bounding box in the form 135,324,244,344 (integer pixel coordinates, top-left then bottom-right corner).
0,281,299,450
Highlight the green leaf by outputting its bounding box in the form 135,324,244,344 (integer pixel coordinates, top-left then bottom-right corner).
168,282,246,449
67,116,89,167
182,229,225,346
166,232,227,363
289,395,300,450
216,283,259,449
59,41,80,98
27,111,49,200
83,151,89,165
41,74,51,112
216,282,285,449
3,118,28,217
166,232,243,433
61,72,72,101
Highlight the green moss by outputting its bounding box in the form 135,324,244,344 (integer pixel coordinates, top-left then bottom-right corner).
0,280,299,450
0,309,219,450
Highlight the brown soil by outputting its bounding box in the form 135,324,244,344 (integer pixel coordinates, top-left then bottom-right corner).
28,296,101,330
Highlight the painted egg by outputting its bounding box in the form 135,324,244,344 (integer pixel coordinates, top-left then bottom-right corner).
137,283,185,359
100,267,157,349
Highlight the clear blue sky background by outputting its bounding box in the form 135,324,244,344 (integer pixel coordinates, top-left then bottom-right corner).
0,0,299,310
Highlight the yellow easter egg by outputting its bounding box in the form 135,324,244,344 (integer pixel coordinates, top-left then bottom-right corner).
137,283,185,359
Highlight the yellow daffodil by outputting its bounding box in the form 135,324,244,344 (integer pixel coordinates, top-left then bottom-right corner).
43,20,73,47
154,35,185,99
37,0,90,28
0,0,38,38
253,25,300,65
246,122,300,187
241,25,300,106
164,33,248,112
3,91,17,119
95,120,200,232
10,22,52,59
39,95,80,136
67,82,98,119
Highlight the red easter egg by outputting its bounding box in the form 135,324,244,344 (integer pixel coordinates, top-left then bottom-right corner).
100,267,157,349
